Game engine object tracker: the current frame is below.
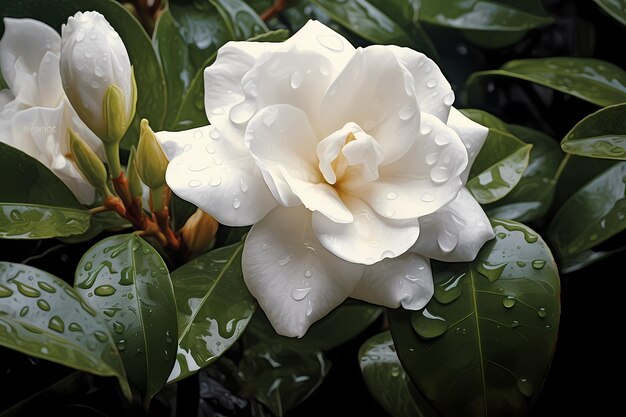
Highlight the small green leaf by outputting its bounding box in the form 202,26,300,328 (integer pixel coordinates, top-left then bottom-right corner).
468,58,626,106
74,234,177,404
209,0,268,40
168,242,255,383
0,143,90,239
594,0,626,27
548,162,626,261
389,219,560,417
561,103,626,160
486,125,563,222
461,110,532,204
359,331,437,417
0,262,131,400
239,342,329,417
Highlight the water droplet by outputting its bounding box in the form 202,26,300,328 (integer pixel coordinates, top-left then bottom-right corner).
290,70,303,88
48,316,65,333
319,61,331,75
502,296,517,309
386,192,398,200
117,339,126,351
517,378,534,397
399,105,416,120
443,91,455,106
277,254,293,266
476,262,507,282
426,79,438,88
94,285,116,296
75,29,85,42
306,300,313,317
516,261,526,267
431,166,450,183
0,284,13,298
19,306,29,317
209,129,220,140
13,281,41,298
304,269,313,278
69,323,83,332
437,228,458,252
511,320,519,328
537,307,547,318
93,331,108,343
435,134,452,146
420,193,435,202
496,232,507,239
382,250,395,259
37,300,51,311
188,180,202,188
390,367,401,377
261,243,268,251
205,144,216,154
212,107,225,115
209,176,222,187
213,157,223,166
40,347,49,355
94,66,104,77
232,198,241,209
425,152,439,165
128,293,134,299
532,260,546,270
113,321,125,334
411,309,447,339
291,287,311,301
238,178,248,193
317,34,344,51
230,101,256,124
244,80,258,97
421,123,433,135
37,282,56,293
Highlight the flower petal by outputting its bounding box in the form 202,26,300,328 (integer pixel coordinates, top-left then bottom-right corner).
0,18,61,93
351,252,433,310
345,112,468,220
410,188,495,262
447,107,489,183
312,195,419,265
36,51,63,108
158,125,276,226
320,45,419,164
388,45,454,122
243,205,364,337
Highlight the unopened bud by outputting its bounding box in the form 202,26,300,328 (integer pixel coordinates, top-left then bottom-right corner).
181,209,219,253
69,129,109,194
136,119,169,189
126,146,144,199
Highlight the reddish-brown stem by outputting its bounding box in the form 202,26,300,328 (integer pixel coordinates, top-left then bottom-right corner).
261,0,287,21
112,172,133,209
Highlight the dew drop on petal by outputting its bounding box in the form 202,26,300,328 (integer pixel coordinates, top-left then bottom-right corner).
232,198,241,209
212,107,225,115
425,152,439,165
209,176,222,187
386,192,398,200
306,300,313,317
240,178,248,192
193,129,203,139
188,180,201,188
421,193,435,202
290,70,303,89
398,105,416,120
205,144,216,154
426,79,437,88
420,123,433,135
443,91,455,106
291,287,311,301
209,129,220,140
317,34,344,51
304,269,313,278
435,134,452,146
431,166,450,183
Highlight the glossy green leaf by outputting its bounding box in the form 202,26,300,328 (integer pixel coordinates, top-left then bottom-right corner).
59,212,131,244
548,162,626,260
486,125,563,222
0,262,131,400
468,58,626,106
359,331,437,417
594,0,626,27
389,219,560,417
167,242,255,383
0,0,167,149
209,0,268,40
461,110,532,204
173,29,289,130
239,342,329,416
561,103,626,160
153,0,231,128
311,0,436,56
74,234,177,404
419,0,553,31
0,143,90,239
553,156,616,208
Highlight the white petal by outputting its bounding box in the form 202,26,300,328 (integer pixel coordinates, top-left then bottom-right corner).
447,107,489,183
36,51,63,108
0,18,61,92
346,113,468,220
411,188,495,262
158,125,276,226
0,89,14,108
320,46,420,164
312,195,420,265
351,252,433,310
243,206,364,337
389,45,454,122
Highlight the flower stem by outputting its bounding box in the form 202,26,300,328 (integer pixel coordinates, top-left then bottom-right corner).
104,142,122,179
261,0,287,21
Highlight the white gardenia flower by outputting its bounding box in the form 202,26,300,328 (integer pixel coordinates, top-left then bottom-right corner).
0,17,102,204
157,21,495,337
60,11,133,141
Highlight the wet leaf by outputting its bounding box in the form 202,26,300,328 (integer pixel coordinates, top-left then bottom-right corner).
561,103,626,160
209,0,268,40
59,212,131,244
594,0,626,27
359,331,437,417
468,58,626,106
74,234,177,404
389,219,560,417
168,242,255,383
0,143,90,239
0,262,131,399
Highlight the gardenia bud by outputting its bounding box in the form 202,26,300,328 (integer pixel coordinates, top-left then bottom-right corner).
60,11,136,143
69,129,109,193
136,119,168,189
181,209,219,253
126,146,144,199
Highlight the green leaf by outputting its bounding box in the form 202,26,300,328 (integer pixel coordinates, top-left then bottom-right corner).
153,1,231,128
168,242,255,383
486,125,563,223
389,219,560,417
311,0,437,57
547,162,626,261
594,0,626,27
467,58,626,107
359,331,437,417
239,342,329,417
74,234,177,404
208,0,268,40
173,29,289,130
553,156,616,208
0,143,90,239
59,211,131,244
461,110,532,204
0,0,167,149
419,0,553,31
0,262,131,400
561,103,626,160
